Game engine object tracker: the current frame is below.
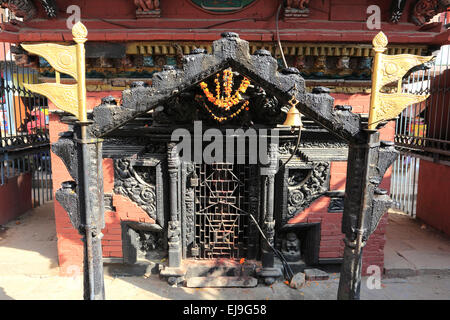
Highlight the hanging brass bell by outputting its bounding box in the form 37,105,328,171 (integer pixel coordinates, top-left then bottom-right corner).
283,105,303,128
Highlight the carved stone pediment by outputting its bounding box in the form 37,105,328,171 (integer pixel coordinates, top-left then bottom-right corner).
152,72,287,126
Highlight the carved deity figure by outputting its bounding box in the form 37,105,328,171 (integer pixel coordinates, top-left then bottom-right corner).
281,232,301,262
294,55,306,72
310,55,327,77
356,57,372,79
336,56,352,77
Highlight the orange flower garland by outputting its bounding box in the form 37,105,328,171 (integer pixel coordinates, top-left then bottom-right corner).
199,70,250,111
199,69,251,123
203,101,250,123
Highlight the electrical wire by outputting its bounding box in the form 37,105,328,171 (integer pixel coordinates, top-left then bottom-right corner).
247,211,294,282
278,127,302,172
276,3,288,69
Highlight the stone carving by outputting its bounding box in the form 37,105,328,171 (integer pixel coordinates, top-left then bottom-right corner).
168,220,181,246
113,159,157,221
411,0,450,26
139,230,163,252
287,162,330,219
336,56,352,77
263,220,276,246
310,56,328,77
184,163,195,248
328,196,345,212
278,140,347,155
10,45,38,68
134,0,161,18
356,57,372,79
281,232,302,262
284,0,310,19
1,0,36,21
249,86,285,125
0,0,57,20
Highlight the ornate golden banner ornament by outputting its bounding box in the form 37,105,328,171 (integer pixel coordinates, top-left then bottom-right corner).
368,31,433,130
21,22,88,122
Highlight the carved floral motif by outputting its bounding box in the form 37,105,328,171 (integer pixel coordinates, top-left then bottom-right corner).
286,162,330,220
114,159,157,221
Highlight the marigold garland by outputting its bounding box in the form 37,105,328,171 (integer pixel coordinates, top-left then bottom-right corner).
203,100,250,123
199,70,250,111
199,69,252,122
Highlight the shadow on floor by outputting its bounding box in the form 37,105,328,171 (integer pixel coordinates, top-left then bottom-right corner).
0,287,13,300
0,201,59,276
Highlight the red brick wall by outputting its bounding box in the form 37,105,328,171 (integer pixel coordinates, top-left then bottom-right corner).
288,162,390,275
49,92,121,275
285,93,394,275
0,173,32,224
416,160,450,236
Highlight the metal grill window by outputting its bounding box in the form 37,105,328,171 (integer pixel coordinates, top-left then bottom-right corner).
194,163,252,259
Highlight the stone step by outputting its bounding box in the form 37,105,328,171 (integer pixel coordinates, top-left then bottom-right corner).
186,276,258,288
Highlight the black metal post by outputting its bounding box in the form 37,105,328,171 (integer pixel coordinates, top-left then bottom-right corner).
78,123,105,300
338,130,379,300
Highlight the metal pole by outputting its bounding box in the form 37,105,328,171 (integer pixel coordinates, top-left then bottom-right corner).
73,23,105,300
337,130,379,300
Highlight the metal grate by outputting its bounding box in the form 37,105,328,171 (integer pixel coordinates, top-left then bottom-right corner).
391,12,450,217
394,13,450,162
390,154,420,217
193,162,252,259
0,9,52,207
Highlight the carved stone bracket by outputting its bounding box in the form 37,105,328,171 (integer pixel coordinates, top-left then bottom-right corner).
113,158,158,222
286,162,330,222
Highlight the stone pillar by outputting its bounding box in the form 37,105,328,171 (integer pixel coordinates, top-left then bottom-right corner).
258,141,282,284
167,142,182,269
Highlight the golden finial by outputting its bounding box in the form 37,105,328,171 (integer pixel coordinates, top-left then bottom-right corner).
72,21,88,43
372,31,388,53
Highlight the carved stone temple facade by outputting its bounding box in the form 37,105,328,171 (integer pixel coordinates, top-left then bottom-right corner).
0,0,448,279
